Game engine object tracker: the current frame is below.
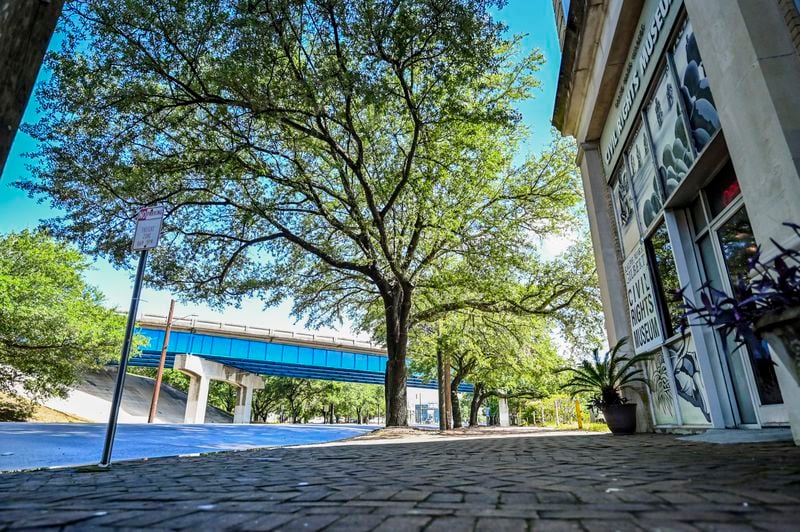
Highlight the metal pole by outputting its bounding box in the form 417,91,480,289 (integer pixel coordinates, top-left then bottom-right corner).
100,250,148,467
148,299,175,423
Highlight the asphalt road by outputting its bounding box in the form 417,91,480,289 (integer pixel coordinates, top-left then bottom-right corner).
0,423,374,472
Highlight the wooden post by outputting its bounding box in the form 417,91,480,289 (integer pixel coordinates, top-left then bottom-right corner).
148,299,175,423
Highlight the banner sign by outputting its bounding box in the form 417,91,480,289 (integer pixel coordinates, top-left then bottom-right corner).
623,244,663,353
600,0,682,175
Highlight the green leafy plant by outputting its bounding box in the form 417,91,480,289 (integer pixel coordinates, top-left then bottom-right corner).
557,338,651,408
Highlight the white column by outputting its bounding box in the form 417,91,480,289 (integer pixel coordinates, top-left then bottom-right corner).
498,397,510,427
233,386,246,424
184,375,210,424
579,144,653,432
233,385,254,424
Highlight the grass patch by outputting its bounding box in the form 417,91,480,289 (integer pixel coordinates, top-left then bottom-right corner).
30,404,90,423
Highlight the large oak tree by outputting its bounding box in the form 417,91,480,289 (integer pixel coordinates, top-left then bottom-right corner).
21,0,590,425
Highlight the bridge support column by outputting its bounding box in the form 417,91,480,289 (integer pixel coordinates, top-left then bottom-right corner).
498,396,510,427
233,385,255,424
174,354,264,425
184,375,210,424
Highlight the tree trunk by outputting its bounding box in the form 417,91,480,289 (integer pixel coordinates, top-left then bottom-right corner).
383,287,411,427
0,0,64,174
451,374,463,429
469,384,485,427
437,341,446,431
356,407,362,424
443,354,452,430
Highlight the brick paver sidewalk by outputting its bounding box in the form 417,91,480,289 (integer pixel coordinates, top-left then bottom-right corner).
1,430,799,531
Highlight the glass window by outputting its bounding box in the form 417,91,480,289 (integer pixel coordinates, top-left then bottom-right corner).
645,69,695,197
611,164,640,256
716,207,758,294
717,207,783,405
696,233,759,423
672,19,721,151
646,221,682,337
627,126,662,231
706,161,741,218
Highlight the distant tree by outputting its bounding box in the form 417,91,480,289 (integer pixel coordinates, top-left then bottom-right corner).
250,376,383,424
0,231,125,409
23,0,592,425
410,307,573,427
318,381,383,423
251,376,286,423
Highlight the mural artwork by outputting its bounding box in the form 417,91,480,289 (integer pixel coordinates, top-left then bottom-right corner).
612,164,640,256
646,69,695,198
667,335,712,425
673,19,720,152
627,126,661,231
645,351,678,425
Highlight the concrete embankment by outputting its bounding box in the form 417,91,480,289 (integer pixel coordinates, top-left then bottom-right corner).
43,367,232,423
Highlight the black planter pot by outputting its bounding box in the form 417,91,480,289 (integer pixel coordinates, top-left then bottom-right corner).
601,403,637,435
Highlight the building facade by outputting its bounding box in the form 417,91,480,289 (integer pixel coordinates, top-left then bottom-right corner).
552,0,800,436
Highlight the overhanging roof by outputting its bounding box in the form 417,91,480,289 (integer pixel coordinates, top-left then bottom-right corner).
551,1,645,143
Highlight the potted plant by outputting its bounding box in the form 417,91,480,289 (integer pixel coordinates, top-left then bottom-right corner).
677,222,800,444
557,338,650,435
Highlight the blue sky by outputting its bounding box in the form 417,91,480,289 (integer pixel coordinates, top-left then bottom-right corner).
0,0,564,337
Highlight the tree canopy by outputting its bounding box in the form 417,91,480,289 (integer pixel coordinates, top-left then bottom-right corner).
0,231,125,403
22,0,595,424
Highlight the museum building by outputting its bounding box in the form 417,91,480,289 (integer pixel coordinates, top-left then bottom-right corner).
552,0,800,436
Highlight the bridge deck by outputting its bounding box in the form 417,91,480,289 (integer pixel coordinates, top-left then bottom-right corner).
132,319,472,392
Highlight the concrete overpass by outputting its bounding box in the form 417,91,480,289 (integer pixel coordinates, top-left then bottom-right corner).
132,314,471,391
130,314,472,423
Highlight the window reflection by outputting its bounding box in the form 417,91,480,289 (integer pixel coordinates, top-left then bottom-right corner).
646,222,682,337
717,207,783,405
706,161,741,218
717,207,758,296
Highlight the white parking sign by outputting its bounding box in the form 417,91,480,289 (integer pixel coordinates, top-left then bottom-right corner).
132,206,165,250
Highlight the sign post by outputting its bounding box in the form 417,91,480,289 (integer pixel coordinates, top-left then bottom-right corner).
100,206,164,467
148,299,175,423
